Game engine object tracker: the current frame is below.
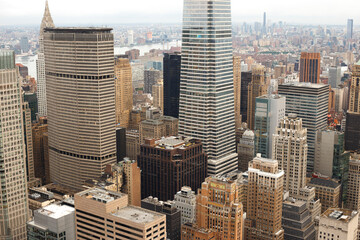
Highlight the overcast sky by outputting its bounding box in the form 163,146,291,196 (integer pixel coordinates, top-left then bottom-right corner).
0,0,359,26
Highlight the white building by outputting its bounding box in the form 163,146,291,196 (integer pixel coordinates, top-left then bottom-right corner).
27,203,76,240
174,186,196,225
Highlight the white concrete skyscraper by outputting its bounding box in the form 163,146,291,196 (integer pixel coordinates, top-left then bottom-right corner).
37,0,54,117
179,0,237,175
0,50,29,239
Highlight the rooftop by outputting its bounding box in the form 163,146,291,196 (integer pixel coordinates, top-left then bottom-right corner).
36,203,74,219
280,82,327,88
111,206,164,224
309,178,340,189
322,208,358,223
44,27,112,33
77,188,125,204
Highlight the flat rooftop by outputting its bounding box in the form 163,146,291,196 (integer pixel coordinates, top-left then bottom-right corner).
36,203,74,219
44,27,112,33
280,82,327,88
77,188,125,204
322,208,358,223
111,206,164,224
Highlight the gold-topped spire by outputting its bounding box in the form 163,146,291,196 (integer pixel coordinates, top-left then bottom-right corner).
40,0,55,32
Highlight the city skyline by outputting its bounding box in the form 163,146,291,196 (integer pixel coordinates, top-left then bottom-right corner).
0,0,359,26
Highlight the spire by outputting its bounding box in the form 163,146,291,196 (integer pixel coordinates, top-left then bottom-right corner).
40,0,55,32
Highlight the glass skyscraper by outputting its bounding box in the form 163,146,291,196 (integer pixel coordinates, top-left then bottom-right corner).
179,0,237,175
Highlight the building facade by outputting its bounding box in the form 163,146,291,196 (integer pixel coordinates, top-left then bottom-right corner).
234,56,242,129
152,81,164,111
0,49,29,239
238,129,255,172
346,154,360,211
299,52,320,84
163,53,181,118
240,71,252,123
179,0,238,175
144,68,161,94
44,28,117,190
174,186,196,225
308,178,341,213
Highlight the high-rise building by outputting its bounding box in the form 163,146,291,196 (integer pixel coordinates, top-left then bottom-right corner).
247,65,268,130
254,94,285,158
20,36,30,53
282,198,316,240
152,81,164,111
245,154,284,240
345,61,360,151
163,53,181,118
174,186,196,225
115,57,133,128
37,0,55,117
347,19,354,40
278,83,329,172
196,175,244,239
346,153,360,211
74,188,166,239
308,178,341,213
179,0,238,175
144,68,161,93
262,12,267,34
44,28,116,190
234,56,242,128
329,66,342,89
299,52,321,84
27,202,75,240
241,71,252,123
125,129,140,160
24,92,38,122
0,49,29,239
127,30,134,45
141,197,181,240
314,130,350,202
238,129,255,171
138,137,207,201
116,127,126,162
317,208,358,240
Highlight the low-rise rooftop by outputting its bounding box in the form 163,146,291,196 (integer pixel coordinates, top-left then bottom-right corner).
77,188,125,204
322,208,358,223
111,206,164,224
36,203,74,220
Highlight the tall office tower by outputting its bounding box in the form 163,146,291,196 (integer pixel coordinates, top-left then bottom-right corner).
247,65,268,130
27,202,75,240
317,208,358,240
245,155,284,240
241,71,252,122
329,66,342,89
179,0,238,175
20,36,30,53
196,175,244,239
234,56,242,128
347,19,354,39
138,137,207,201
254,94,285,158
334,87,345,113
44,28,116,190
174,186,196,224
163,53,181,118
346,153,360,211
114,57,133,128
116,127,126,161
314,130,350,201
152,81,164,110
262,12,267,34
127,30,134,45
299,52,321,84
126,129,140,159
282,198,316,240
74,188,167,239
37,0,55,117
0,49,29,239
278,83,328,172
182,223,218,240
141,197,181,240
24,92,38,121
32,117,50,184
238,129,255,171
308,178,341,213
345,61,360,151
144,68,161,93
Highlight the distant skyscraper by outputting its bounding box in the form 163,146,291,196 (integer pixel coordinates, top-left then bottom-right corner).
247,65,268,130
144,68,161,93
234,56,242,128
127,30,134,45
347,19,354,40
44,28,117,190
0,49,29,239
245,154,285,240
329,66,342,89
163,53,181,118
20,36,30,53
115,57,133,128
179,0,238,175
278,83,329,172
262,12,267,34
299,52,321,84
254,94,285,158
37,0,55,117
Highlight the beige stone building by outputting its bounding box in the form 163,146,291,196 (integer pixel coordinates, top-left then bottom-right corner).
308,178,341,213
181,223,218,240
349,62,360,113
245,154,284,240
318,208,358,240
196,175,243,239
233,56,242,129
115,57,133,128
75,188,166,239
139,116,178,144
44,28,117,190
126,129,140,160
247,65,268,130
152,80,163,111
347,153,360,211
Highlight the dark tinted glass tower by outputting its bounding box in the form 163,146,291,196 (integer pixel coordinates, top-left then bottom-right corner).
163,53,181,118
241,71,252,123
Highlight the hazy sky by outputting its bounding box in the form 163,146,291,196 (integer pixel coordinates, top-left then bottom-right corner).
0,0,359,26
